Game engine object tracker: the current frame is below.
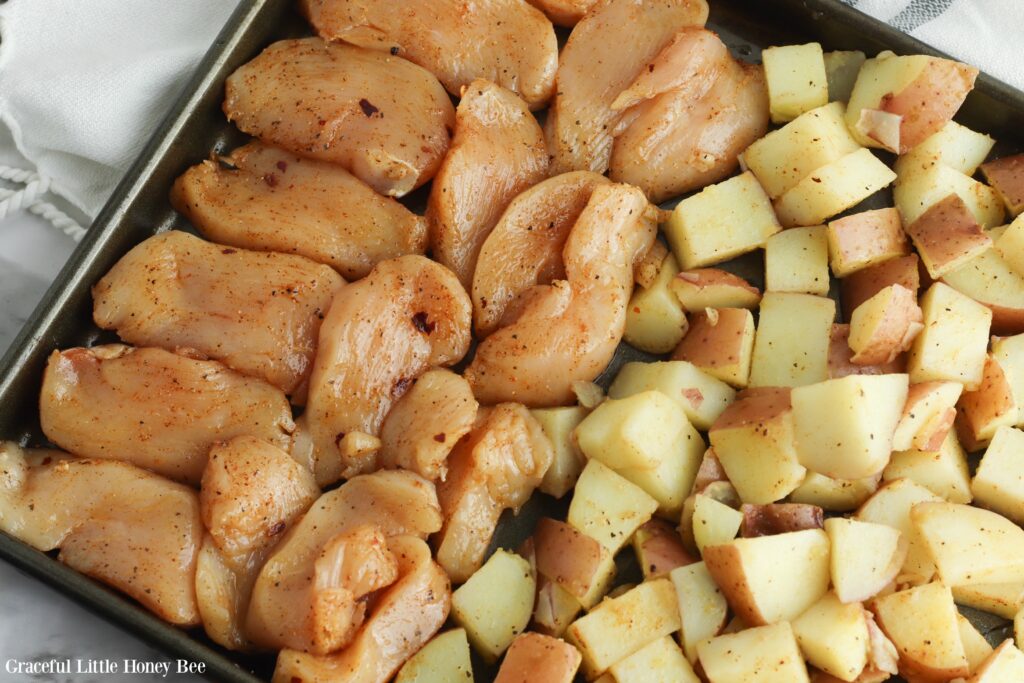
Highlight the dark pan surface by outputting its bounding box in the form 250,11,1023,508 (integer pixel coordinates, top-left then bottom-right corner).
1,0,1021,680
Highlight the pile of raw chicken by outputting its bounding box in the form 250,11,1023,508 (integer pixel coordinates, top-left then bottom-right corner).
0,0,1002,681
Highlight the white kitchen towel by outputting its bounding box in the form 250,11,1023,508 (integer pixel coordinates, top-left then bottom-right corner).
0,0,239,224
842,0,1024,92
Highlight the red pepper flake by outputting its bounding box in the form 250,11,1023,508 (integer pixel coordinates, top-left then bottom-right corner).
392,377,412,398
221,248,237,255
276,160,288,172
263,173,278,187
412,311,435,334
268,521,286,536
433,433,446,443
359,98,379,117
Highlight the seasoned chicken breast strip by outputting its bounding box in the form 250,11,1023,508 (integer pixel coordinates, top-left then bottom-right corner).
300,0,557,110
93,231,343,400
195,436,320,650
472,171,610,337
305,255,472,485
272,535,450,683
545,0,709,174
428,79,549,287
247,470,442,654
378,369,478,482
40,345,294,485
224,38,454,197
465,183,657,406
0,442,202,625
171,142,428,280
610,31,770,202
434,404,554,582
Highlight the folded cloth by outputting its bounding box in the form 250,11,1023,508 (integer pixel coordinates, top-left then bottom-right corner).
842,0,1024,92
0,0,239,221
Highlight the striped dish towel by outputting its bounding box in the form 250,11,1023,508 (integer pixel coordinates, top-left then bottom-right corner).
842,0,1024,91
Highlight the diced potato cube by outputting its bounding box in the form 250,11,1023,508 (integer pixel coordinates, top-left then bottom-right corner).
665,172,781,269
953,582,1024,620
533,517,613,606
792,592,869,681
608,635,699,683
762,42,828,123
846,51,978,153
671,308,755,388
633,518,695,581
855,478,941,586
609,361,735,430
773,148,897,228
848,284,923,366
958,355,1019,448
993,333,1024,425
958,613,995,674
972,426,1024,525
692,494,743,553
533,406,589,499
791,374,909,480
995,215,1024,276
494,632,582,683
900,120,994,175
981,154,1024,217
943,225,1024,336
841,253,920,315
703,529,830,625
395,628,474,683
568,460,658,555
698,622,810,683
826,516,907,604
566,579,680,679
741,101,860,199
679,481,740,554
884,430,972,504
908,283,992,389
894,157,1005,228
828,322,907,379
671,268,761,311
709,387,806,504
891,380,963,452
912,502,1024,585
671,561,728,663
451,549,536,662
824,50,866,102
970,640,1024,682
750,292,835,387
764,225,830,295
617,417,706,518
574,392,684,471
905,193,992,278
868,582,969,681
827,208,908,277
625,253,688,354
533,577,583,638
789,471,880,511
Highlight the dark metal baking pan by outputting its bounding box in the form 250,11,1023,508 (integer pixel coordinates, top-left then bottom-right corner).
1,0,1021,680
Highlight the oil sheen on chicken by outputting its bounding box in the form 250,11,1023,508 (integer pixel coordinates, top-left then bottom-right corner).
39,345,294,485
246,470,442,654
435,404,554,582
170,142,428,280
427,79,549,287
300,0,557,110
224,38,454,197
304,255,472,485
545,0,709,175
464,183,657,406
471,171,611,337
93,230,344,400
272,535,450,683
0,442,202,625
195,436,320,650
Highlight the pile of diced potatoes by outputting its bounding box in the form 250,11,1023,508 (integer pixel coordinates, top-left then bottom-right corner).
395,41,1024,683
